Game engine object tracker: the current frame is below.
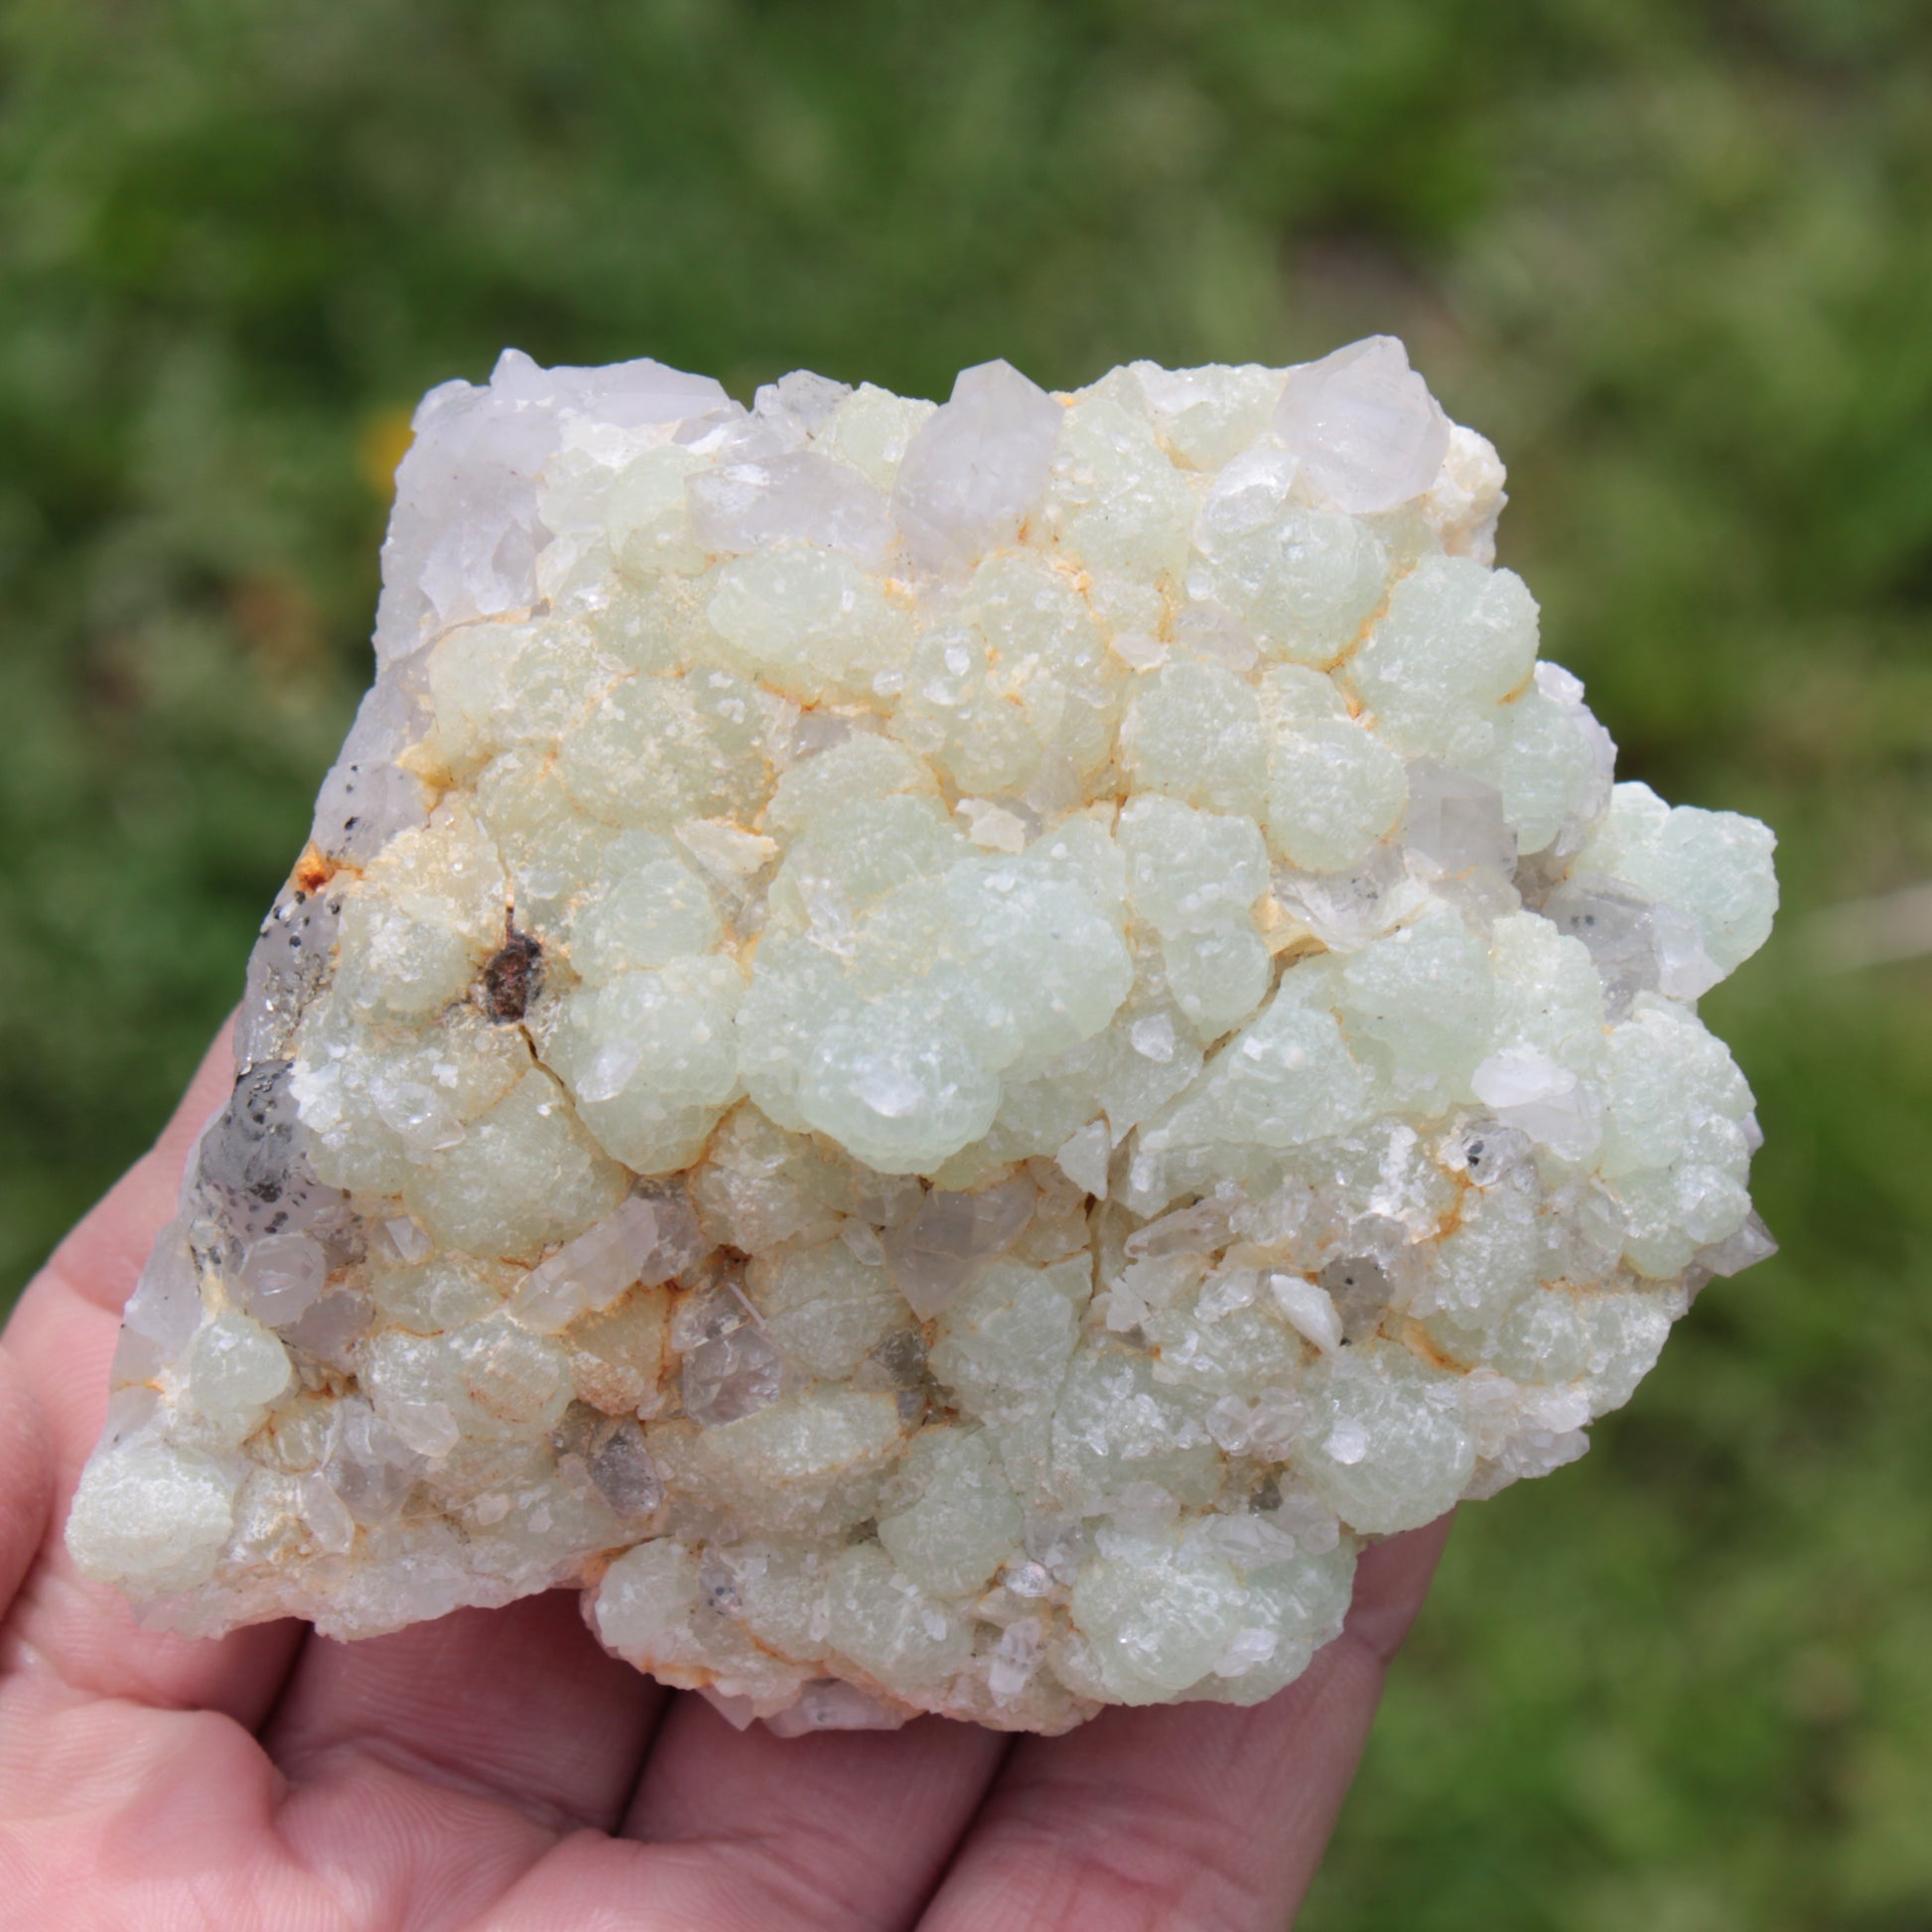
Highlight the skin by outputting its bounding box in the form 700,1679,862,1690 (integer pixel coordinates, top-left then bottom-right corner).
0,1026,1449,1930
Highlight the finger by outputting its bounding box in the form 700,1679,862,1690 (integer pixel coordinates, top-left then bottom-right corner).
0,1022,305,1727
0,1346,53,1615
619,1696,1008,1931
2,1689,567,1932
263,1587,667,1835
1332,1510,1453,1660
915,1515,1453,1932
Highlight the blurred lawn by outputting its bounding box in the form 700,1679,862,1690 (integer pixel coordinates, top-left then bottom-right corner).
4,0,1931,1922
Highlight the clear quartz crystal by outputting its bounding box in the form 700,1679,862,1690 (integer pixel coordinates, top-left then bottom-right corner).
1275,337,1450,515
68,339,1778,1738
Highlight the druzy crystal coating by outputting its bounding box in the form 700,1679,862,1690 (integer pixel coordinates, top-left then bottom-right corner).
67,340,1778,1734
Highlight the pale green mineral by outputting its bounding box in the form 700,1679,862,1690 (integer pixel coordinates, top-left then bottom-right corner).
67,338,1777,1734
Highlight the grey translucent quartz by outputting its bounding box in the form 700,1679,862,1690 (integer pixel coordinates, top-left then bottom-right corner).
67,338,1779,1736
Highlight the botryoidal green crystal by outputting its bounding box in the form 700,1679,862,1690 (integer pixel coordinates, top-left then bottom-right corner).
67,340,1777,1734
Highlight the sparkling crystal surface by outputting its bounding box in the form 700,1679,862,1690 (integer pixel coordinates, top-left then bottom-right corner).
67,342,1778,1735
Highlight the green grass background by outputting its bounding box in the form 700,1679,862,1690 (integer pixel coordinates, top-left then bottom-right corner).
3,1,1930,1921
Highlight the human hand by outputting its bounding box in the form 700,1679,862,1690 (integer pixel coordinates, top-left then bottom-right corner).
0,1027,1450,1930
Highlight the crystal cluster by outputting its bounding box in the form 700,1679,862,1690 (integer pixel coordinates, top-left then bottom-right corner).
66,339,1778,1734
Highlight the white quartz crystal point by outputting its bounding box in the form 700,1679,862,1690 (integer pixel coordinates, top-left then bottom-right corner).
375,349,732,661
72,339,1779,1735
891,359,1063,571
512,1189,700,1331
883,1174,1036,1318
1275,336,1451,514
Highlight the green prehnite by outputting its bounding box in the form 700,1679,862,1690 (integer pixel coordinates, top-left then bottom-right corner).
66,338,1778,1734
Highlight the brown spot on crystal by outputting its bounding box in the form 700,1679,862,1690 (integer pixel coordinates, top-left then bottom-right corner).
480,924,542,1023
293,844,337,896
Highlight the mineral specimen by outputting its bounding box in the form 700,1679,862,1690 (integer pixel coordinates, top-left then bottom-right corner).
67,339,1779,1734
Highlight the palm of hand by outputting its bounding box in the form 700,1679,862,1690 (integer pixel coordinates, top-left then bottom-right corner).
0,1034,1448,1930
